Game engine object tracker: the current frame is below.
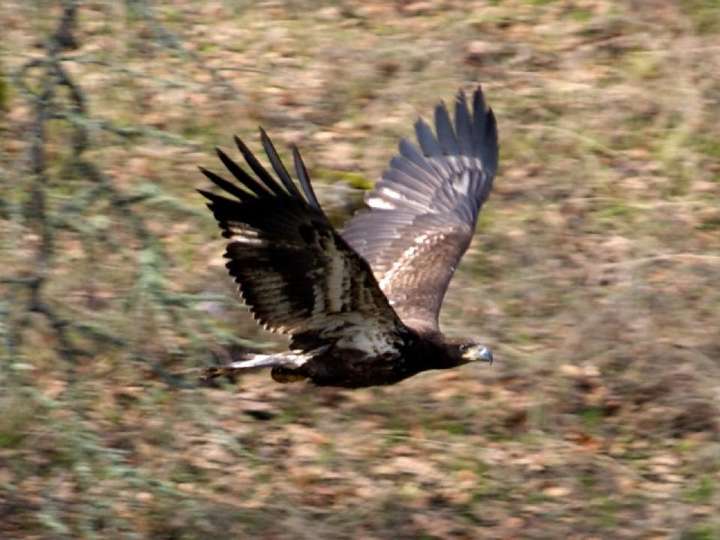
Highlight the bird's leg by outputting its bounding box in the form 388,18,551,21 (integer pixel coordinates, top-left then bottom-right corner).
271,366,307,383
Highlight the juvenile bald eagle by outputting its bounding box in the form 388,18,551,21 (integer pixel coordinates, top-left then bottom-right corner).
199,87,498,388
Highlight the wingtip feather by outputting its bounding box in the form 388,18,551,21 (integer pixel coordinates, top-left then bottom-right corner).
259,128,304,199
434,100,459,155
233,133,286,196
414,117,441,157
197,188,217,202
291,145,322,210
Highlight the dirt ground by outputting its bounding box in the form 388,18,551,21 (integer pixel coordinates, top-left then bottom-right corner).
1,1,719,538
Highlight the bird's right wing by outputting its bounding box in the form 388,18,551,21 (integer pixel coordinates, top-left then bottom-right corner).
342,87,498,334
199,131,408,356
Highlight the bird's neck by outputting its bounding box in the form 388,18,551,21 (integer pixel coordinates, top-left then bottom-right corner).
412,333,466,370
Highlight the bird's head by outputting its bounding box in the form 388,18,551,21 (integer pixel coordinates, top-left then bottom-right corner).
458,342,494,365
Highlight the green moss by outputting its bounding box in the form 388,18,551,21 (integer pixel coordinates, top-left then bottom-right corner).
443,420,470,435
197,42,219,53
0,394,43,449
593,497,619,528
595,200,639,222
692,135,720,161
679,0,720,34
180,120,217,141
472,483,507,502
467,11,509,29
170,462,208,484
579,472,597,490
0,430,25,449
525,491,551,504
697,216,720,231
685,476,715,503
315,168,374,189
161,6,185,25
580,407,604,430
624,51,663,80
568,8,593,22
0,68,7,112
681,524,719,540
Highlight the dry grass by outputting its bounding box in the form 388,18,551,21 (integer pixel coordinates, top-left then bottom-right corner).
1,0,719,538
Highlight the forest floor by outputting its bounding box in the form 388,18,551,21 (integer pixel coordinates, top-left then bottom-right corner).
1,1,719,538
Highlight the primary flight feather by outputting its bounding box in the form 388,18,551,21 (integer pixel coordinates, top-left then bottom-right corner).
200,87,498,388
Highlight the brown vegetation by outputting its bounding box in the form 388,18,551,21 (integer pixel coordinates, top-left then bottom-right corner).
1,1,719,538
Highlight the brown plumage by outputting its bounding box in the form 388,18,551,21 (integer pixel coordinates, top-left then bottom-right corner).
199,87,498,388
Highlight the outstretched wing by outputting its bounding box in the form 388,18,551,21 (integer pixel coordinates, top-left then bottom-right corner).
342,87,498,334
199,130,407,356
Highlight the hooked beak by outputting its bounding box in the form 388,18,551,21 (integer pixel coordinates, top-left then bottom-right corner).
462,345,494,365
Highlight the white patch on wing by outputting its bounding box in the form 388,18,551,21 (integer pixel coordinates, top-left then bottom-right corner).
426,156,485,179
380,187,403,200
227,224,269,246
367,197,395,210
453,170,471,195
233,236,266,246
469,157,484,170
368,186,428,211
446,156,461,174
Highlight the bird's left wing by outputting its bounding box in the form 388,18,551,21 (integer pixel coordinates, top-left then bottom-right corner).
199,130,407,356
342,87,498,334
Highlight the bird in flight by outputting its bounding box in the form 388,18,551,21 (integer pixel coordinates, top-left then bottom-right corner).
199,87,498,388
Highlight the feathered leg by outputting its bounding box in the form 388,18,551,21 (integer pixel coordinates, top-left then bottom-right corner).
271,366,307,383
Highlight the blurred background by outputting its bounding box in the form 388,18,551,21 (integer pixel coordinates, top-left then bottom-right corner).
1,1,719,538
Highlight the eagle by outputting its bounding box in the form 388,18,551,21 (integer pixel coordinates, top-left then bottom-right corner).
199,87,498,388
